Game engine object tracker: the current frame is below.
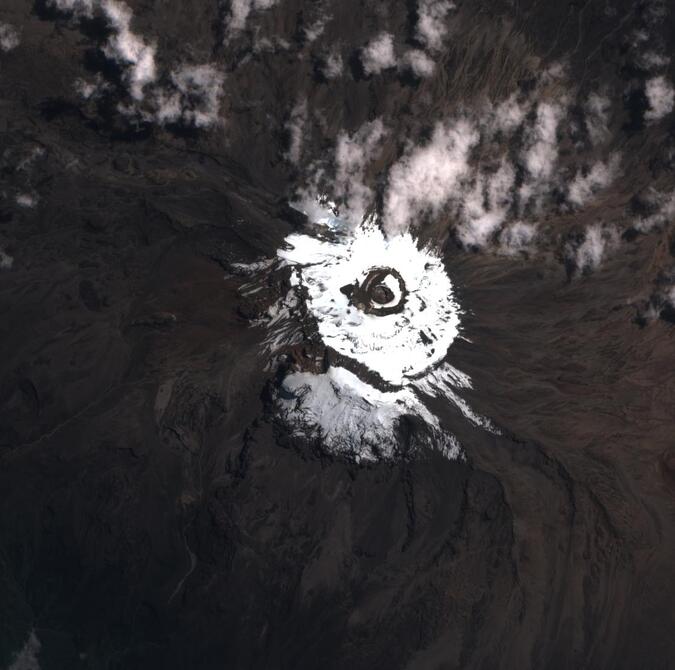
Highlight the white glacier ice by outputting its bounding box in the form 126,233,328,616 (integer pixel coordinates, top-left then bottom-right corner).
279,365,462,461
278,216,461,386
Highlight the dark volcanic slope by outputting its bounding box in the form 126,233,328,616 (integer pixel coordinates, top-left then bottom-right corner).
1,0,675,669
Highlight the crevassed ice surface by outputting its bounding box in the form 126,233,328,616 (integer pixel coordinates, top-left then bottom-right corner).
278,218,461,386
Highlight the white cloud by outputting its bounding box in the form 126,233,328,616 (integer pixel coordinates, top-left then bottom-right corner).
0,247,13,270
401,49,435,78
16,147,46,172
455,159,515,248
637,50,670,71
642,280,675,323
567,153,620,207
7,630,41,670
645,75,675,122
416,0,455,51
333,120,387,224
223,0,279,39
75,75,109,100
498,221,537,255
47,0,157,101
644,0,667,25
566,224,618,274
0,22,20,52
154,64,225,128
635,189,675,232
46,0,96,15
667,286,675,308
517,101,564,214
47,0,225,128
379,85,616,252
252,35,291,53
304,15,328,43
287,65,622,263
226,0,252,33
383,119,479,235
584,92,611,145
284,98,308,165
16,193,38,208
291,121,386,228
380,89,605,249
521,102,563,182
101,0,157,100
631,29,650,48
321,49,343,79
361,32,397,76
490,94,528,135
